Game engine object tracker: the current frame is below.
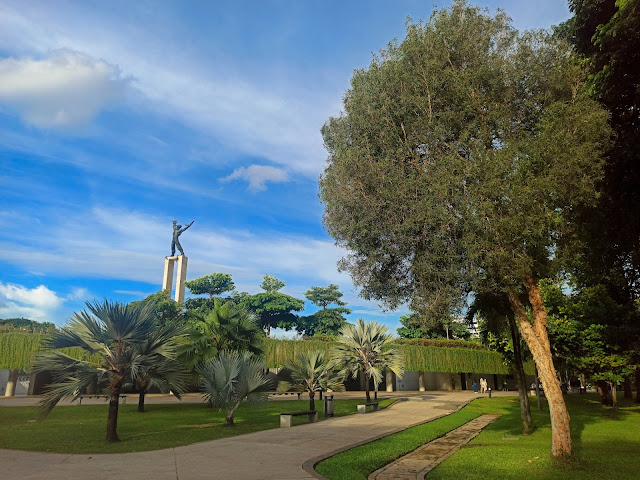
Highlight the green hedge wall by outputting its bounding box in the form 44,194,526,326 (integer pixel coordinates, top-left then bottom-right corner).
0,333,534,375
264,338,534,375
0,333,46,370
0,333,103,371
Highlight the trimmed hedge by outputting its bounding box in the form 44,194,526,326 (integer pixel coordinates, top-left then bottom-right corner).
263,338,534,375
1,333,534,375
0,333,103,371
0,333,46,370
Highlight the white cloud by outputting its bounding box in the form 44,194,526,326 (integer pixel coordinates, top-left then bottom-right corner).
0,283,64,320
0,50,127,128
220,165,289,192
67,287,90,301
0,3,336,175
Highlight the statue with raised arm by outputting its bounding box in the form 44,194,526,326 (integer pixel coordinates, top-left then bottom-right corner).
171,220,194,256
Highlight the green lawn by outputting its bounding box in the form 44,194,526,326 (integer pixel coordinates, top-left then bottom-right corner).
0,397,395,454
316,394,640,480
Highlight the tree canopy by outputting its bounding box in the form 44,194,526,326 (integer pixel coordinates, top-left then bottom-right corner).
185,273,235,299
298,284,352,336
234,277,305,336
319,1,610,456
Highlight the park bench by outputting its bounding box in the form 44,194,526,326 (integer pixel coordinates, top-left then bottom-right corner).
280,410,318,427
76,394,127,406
357,402,379,414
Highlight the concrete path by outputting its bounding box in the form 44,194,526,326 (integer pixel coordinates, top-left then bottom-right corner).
369,414,500,480
0,392,516,480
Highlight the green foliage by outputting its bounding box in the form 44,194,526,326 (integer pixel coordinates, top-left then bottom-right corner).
180,299,264,370
263,337,521,374
305,284,347,308
297,308,350,337
263,338,336,368
185,273,235,299
320,1,610,313
129,290,184,326
334,319,404,399
397,313,470,340
197,350,271,425
0,333,47,370
299,284,352,336
401,344,533,375
0,318,56,333
559,1,640,363
543,282,638,384
260,274,285,293
283,350,344,410
395,338,487,350
235,291,305,335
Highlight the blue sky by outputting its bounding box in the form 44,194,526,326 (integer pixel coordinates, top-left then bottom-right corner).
0,0,571,333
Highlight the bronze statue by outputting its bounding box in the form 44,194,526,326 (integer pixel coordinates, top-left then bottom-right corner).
171,220,194,256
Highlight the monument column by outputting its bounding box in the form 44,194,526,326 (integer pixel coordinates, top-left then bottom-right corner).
163,256,177,292
162,255,188,303
175,256,188,303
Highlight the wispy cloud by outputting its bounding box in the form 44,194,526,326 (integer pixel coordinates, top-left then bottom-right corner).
220,165,289,191
0,2,336,176
0,50,128,128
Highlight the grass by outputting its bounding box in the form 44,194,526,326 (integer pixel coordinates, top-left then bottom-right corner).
316,394,640,480
0,397,395,454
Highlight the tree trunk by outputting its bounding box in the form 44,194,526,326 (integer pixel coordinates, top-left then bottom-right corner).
508,276,572,457
365,372,371,402
508,316,533,434
623,376,632,399
138,390,146,413
309,391,315,411
534,368,542,411
636,368,640,404
596,380,613,406
106,380,123,443
225,407,234,425
610,383,618,409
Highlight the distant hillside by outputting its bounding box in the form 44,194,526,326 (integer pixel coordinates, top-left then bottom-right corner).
0,318,57,333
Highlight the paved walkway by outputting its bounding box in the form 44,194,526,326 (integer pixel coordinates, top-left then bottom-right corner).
0,392,516,480
369,414,500,480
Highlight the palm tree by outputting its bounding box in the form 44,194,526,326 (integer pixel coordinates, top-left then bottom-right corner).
181,300,264,371
34,300,185,442
334,319,404,402
197,350,271,425
284,350,344,411
128,321,190,412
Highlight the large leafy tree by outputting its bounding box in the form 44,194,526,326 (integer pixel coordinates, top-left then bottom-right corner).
320,2,610,456
283,351,344,411
34,300,185,442
235,275,305,336
397,312,470,340
333,319,404,403
130,290,185,327
543,281,638,407
185,273,235,299
299,284,352,336
560,0,640,403
197,350,271,425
